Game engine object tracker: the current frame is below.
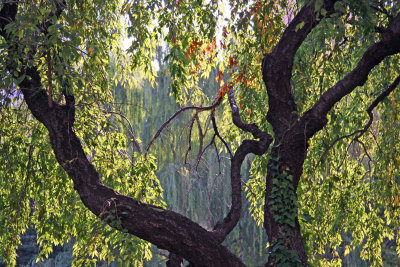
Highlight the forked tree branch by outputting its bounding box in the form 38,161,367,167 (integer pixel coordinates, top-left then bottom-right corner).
212,87,272,242
194,113,233,173
211,113,233,158
262,0,339,137
302,13,400,138
318,75,400,164
145,97,222,156
0,2,245,266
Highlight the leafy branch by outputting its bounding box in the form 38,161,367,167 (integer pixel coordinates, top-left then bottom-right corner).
318,75,400,164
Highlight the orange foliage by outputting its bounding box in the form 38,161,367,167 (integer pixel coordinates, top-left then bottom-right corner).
235,74,242,83
222,26,228,38
212,38,217,50
216,70,224,82
228,57,238,68
216,81,232,99
220,41,226,49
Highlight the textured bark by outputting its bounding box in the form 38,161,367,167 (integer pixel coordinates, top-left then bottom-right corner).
262,0,339,137
166,252,183,267
0,2,245,266
261,1,400,265
261,1,338,265
19,68,245,266
3,1,400,266
212,88,273,242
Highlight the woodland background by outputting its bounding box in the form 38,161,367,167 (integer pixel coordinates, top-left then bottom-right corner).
1,0,400,266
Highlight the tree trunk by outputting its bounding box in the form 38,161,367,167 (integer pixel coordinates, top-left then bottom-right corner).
264,143,308,266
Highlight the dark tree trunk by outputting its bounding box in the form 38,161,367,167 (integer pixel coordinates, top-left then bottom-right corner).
261,1,400,265
263,138,309,265
2,1,400,266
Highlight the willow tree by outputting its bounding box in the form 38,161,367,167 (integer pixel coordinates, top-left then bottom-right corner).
1,0,400,266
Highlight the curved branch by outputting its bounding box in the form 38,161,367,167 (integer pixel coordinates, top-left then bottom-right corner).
262,0,339,137
318,75,400,164
211,113,233,158
194,114,204,172
367,75,400,114
212,87,273,242
228,86,270,141
145,97,222,156
107,111,142,153
184,114,197,168
1,3,245,266
20,71,245,267
304,13,400,138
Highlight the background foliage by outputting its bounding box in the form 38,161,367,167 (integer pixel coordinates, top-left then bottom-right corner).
1,0,400,266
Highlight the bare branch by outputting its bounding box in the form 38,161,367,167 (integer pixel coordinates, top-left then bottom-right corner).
213,140,222,175
194,114,204,172
145,97,222,156
211,113,233,158
106,111,142,153
196,134,216,168
184,114,196,167
212,87,273,242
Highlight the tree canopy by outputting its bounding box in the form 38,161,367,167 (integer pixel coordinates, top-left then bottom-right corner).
1,0,400,266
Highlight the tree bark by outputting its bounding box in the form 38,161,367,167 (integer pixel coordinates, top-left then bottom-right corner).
0,2,245,266
261,1,400,265
2,1,400,266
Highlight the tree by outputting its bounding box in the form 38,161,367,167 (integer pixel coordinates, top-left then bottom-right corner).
1,0,400,266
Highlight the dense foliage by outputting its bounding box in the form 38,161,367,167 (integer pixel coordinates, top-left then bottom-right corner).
1,0,400,266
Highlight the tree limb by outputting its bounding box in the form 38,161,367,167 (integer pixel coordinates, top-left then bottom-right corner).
0,2,245,266
262,0,339,137
211,113,233,158
212,87,272,242
318,75,400,164
370,4,393,20
107,111,142,153
303,13,400,138
145,97,222,156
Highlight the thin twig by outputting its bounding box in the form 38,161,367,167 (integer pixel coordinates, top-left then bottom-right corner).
194,114,204,172
318,75,400,165
145,97,223,156
370,4,393,20
213,140,222,173
211,113,233,158
106,110,141,153
195,134,216,171
184,115,197,167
